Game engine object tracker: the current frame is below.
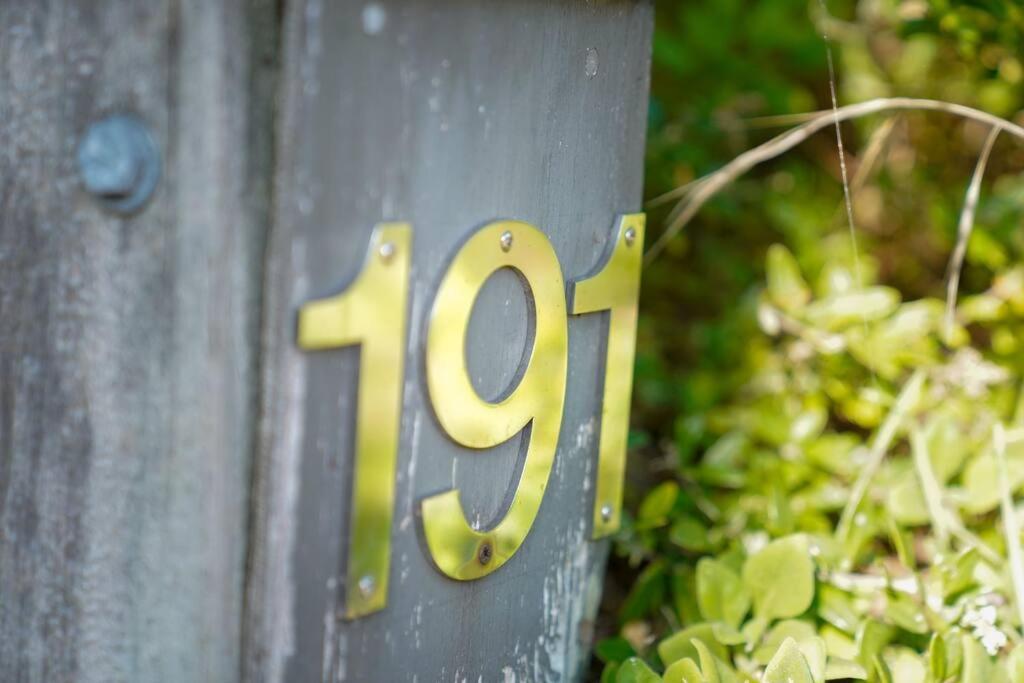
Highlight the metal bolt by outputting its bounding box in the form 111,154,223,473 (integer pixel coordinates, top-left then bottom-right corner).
357,575,376,598
77,114,161,214
600,504,613,523
624,227,637,247
499,230,514,252
379,241,396,262
477,541,493,565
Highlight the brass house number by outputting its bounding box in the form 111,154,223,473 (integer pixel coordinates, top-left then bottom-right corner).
298,214,645,619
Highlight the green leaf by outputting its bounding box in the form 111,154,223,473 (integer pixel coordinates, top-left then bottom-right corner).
817,585,859,634
803,287,901,330
961,634,998,683
927,633,946,683
824,657,867,680
620,562,668,622
710,621,746,646
820,625,858,661
886,647,927,683
670,516,712,552
664,657,706,683
658,624,728,667
766,244,811,312
693,639,724,683
616,657,662,683
763,638,815,683
887,472,931,526
883,593,929,635
696,558,750,627
638,481,680,528
962,446,1024,515
855,620,894,669
1005,644,1024,683
753,620,817,665
741,616,769,646
595,636,637,664
742,534,815,620
797,636,827,683
873,654,894,683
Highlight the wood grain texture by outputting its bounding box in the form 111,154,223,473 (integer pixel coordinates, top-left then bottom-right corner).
0,1,276,680
243,1,653,681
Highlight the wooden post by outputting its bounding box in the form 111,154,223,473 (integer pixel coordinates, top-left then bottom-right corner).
0,1,276,680
244,2,653,681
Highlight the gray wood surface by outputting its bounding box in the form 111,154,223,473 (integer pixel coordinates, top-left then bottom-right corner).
244,2,653,681
0,1,276,681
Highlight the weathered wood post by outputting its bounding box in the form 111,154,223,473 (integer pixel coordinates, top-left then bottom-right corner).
1,1,652,681
245,2,653,680
0,2,276,681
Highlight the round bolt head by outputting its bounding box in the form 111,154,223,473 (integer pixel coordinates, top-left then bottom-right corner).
357,575,376,598
600,504,613,523
379,241,396,262
499,230,514,252
624,227,637,247
477,542,493,565
77,114,161,214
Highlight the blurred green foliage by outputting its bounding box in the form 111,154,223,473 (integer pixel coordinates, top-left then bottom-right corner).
599,0,1024,680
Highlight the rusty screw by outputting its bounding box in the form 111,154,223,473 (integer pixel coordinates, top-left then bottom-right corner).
477,542,493,565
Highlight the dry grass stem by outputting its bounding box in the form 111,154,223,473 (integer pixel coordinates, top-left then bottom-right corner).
646,98,1024,264
943,126,1001,344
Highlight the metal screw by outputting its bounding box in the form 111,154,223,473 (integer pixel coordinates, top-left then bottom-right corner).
357,575,376,598
77,114,161,214
379,241,396,262
600,504,613,523
499,230,514,252
477,541,493,565
624,227,637,247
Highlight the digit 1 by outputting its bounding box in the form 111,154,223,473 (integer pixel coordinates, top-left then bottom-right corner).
569,213,645,538
421,221,568,580
296,223,411,618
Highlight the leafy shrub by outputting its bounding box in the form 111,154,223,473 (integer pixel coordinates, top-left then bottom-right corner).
600,1,1024,681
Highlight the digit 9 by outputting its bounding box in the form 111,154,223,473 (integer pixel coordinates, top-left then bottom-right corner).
421,220,568,580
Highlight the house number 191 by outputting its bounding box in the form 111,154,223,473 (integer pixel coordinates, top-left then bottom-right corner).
297,214,644,619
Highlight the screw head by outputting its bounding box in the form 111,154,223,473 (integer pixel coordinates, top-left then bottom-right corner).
379,241,396,262
77,114,161,214
477,541,493,565
623,227,637,247
600,504,613,523
357,575,376,598
499,230,514,252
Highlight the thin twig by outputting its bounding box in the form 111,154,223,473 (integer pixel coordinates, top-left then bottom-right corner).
995,422,1024,632
645,97,1024,264
836,369,926,543
645,176,706,209
943,126,1001,344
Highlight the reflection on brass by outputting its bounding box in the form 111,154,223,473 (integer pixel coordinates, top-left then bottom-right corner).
297,223,412,619
422,220,568,580
570,214,645,538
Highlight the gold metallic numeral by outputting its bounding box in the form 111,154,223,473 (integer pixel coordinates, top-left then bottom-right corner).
422,221,568,580
570,214,645,538
296,224,411,618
